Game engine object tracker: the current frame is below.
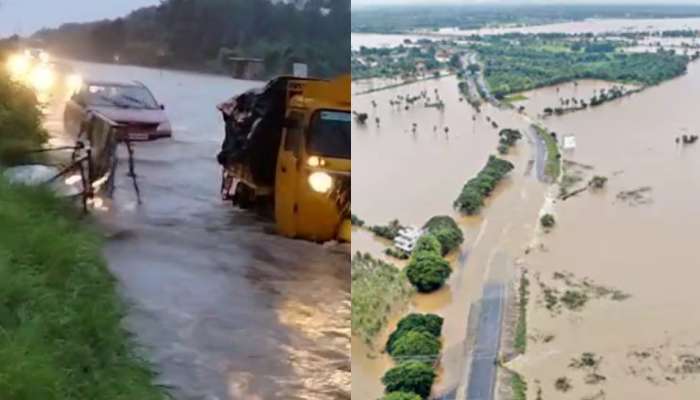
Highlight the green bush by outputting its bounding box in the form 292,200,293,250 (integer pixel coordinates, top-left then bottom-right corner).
423,216,464,256
351,213,365,226
0,71,48,165
405,251,452,292
454,156,514,215
382,392,422,400
540,214,556,228
498,128,523,154
370,219,405,240
386,313,444,352
382,361,436,399
388,330,441,361
413,234,441,255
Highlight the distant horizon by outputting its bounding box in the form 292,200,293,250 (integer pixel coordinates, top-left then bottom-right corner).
352,1,700,9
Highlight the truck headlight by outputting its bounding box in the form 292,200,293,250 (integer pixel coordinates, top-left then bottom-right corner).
308,171,333,193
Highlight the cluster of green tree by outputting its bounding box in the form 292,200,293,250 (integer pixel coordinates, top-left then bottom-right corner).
34,0,349,78
370,219,405,240
352,44,445,80
381,314,444,399
477,39,689,98
454,156,515,215
0,68,47,165
352,253,414,345
351,4,700,34
351,213,365,226
405,234,452,292
497,128,523,155
422,216,464,256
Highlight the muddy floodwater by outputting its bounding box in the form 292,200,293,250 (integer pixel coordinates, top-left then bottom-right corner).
352,75,548,399
44,61,350,400
510,58,700,400
354,18,700,400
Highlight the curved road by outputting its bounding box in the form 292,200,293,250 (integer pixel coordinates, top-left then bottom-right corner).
45,61,350,400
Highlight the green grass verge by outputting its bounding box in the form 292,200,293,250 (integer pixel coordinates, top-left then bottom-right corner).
514,271,529,354
533,124,561,182
512,372,527,400
0,177,164,399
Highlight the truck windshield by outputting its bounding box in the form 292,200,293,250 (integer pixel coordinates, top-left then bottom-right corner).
307,110,350,159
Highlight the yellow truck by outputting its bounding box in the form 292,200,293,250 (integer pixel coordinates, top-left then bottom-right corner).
217,75,350,242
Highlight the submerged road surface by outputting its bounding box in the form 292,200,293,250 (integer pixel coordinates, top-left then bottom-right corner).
45,61,350,400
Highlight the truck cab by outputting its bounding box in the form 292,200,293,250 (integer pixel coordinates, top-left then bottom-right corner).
218,75,350,242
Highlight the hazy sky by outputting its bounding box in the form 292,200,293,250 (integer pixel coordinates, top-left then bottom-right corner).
352,0,700,8
0,0,159,37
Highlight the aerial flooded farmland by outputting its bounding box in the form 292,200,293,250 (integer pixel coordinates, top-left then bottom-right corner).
351,4,700,400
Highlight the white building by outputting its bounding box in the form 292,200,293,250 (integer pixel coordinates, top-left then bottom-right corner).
394,226,425,253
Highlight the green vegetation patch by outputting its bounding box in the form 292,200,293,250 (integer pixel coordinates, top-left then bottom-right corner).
386,313,444,353
514,270,530,354
352,253,414,344
382,392,422,400
498,128,523,155
388,330,441,362
405,250,452,293
540,213,556,229
370,219,405,240
477,36,689,98
0,177,163,399
454,155,514,215
382,361,437,399
533,124,561,181
512,372,527,400
422,216,464,256
413,234,443,255
0,71,48,165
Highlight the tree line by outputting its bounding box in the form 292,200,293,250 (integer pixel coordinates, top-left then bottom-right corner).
34,0,349,78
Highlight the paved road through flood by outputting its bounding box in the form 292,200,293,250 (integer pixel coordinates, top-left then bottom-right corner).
44,61,350,400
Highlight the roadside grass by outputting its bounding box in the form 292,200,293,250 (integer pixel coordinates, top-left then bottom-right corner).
503,93,528,104
533,124,561,181
0,177,164,399
514,270,529,354
511,372,527,400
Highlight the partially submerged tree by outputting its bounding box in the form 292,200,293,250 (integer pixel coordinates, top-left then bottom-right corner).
382,361,436,399
405,251,451,292
423,216,464,256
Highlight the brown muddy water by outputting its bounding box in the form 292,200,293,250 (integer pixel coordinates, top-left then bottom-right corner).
352,75,548,399
508,59,700,400
43,60,350,400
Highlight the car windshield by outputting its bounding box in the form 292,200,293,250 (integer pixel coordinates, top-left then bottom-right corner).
307,110,350,159
82,84,159,109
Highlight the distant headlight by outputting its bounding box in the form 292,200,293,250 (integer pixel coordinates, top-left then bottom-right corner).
308,171,333,193
6,53,30,76
38,51,50,64
66,73,83,92
31,65,55,91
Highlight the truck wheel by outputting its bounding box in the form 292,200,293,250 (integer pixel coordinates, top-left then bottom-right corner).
233,183,254,209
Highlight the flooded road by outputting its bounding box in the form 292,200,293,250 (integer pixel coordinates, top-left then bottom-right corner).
45,61,350,400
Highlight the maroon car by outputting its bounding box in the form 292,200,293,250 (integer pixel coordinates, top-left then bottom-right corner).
64,80,172,141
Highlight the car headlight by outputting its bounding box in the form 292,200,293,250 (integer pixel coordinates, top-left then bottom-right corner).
6,53,30,76
31,65,55,91
308,171,333,193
